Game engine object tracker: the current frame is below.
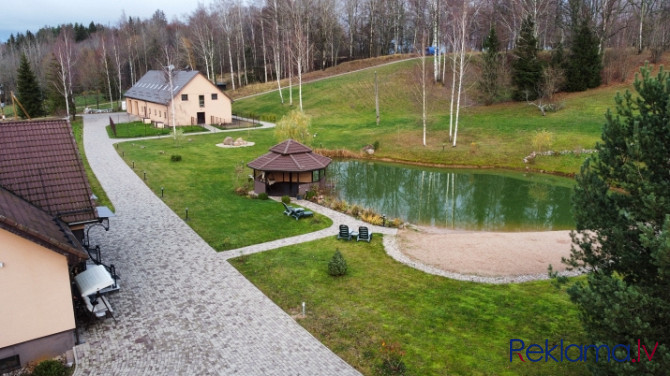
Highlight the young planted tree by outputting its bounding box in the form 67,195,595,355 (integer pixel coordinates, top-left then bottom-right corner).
558,66,670,374
16,53,44,118
274,109,312,144
511,16,543,101
478,27,501,105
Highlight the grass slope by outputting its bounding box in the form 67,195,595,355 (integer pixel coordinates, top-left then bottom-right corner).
115,130,331,250
233,58,630,174
72,118,114,211
231,237,588,376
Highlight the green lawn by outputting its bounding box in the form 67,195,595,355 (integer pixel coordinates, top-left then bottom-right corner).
106,121,208,138
230,237,589,376
115,129,331,250
71,119,114,211
233,58,630,175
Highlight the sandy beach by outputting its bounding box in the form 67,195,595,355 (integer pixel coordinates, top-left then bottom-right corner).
397,227,573,277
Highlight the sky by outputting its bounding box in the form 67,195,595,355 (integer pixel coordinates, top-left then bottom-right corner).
1,0,213,42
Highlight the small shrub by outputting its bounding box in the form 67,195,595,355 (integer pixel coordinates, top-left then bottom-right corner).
32,359,67,376
331,199,348,212
350,204,361,217
328,249,348,277
281,195,291,204
373,140,380,150
234,186,248,196
258,192,269,200
532,129,554,153
469,142,479,154
170,154,182,162
376,341,407,376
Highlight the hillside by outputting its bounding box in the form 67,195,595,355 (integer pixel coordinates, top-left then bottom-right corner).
233,52,668,175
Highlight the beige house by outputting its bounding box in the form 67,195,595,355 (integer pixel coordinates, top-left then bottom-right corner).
0,119,115,371
0,187,88,370
124,70,233,127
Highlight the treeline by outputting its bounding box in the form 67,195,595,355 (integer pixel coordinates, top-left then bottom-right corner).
0,0,668,116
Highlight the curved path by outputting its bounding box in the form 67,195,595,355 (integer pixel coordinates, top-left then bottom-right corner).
74,113,382,375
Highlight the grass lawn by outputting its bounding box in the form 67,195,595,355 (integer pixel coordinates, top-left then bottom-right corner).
230,237,589,376
72,118,114,211
106,121,208,138
233,58,633,175
115,129,331,250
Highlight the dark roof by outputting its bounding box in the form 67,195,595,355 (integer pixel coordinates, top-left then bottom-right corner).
0,119,97,225
0,186,88,263
247,139,331,172
124,70,200,104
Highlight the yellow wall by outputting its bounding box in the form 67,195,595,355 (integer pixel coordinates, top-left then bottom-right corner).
0,230,76,348
173,74,232,126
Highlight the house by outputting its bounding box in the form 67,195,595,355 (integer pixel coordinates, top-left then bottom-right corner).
0,187,88,371
0,119,114,371
247,139,331,197
124,70,233,127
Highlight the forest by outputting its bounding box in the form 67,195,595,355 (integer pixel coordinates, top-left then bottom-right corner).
0,0,668,116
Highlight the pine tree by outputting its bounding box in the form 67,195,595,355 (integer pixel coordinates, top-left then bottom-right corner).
561,66,669,374
511,16,543,101
478,27,501,105
564,19,602,92
16,53,44,118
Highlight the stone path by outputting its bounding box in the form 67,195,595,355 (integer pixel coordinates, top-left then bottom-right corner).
74,113,364,375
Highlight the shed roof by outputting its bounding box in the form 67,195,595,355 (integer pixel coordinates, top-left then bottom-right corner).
0,186,88,263
124,70,199,105
247,139,331,172
0,119,98,225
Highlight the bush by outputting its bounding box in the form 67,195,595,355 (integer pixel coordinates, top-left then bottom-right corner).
281,195,291,204
32,359,67,376
258,192,269,200
373,140,380,150
376,342,407,376
327,249,348,277
170,154,182,162
532,130,554,153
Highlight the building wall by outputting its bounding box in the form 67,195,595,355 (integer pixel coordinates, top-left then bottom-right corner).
126,99,169,127
0,230,76,363
173,74,232,126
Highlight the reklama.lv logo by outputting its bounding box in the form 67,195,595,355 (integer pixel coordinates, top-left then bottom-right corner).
510,339,659,363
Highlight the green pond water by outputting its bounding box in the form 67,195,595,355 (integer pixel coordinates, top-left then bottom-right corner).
329,160,576,231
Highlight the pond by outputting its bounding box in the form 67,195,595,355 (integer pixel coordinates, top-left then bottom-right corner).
329,160,575,231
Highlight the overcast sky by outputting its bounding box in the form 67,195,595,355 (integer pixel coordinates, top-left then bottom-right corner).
1,0,213,42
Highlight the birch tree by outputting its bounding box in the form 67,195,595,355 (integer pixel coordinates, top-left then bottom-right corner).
52,27,76,119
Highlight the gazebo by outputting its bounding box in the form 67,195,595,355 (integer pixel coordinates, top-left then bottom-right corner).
247,139,331,197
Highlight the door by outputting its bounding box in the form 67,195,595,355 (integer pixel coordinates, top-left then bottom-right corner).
197,112,205,124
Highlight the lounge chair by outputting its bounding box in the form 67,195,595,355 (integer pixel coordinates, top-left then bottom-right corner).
357,226,372,242
282,202,302,216
337,224,351,240
292,209,314,220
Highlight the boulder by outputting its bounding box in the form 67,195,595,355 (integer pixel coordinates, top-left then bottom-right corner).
233,137,246,146
223,136,234,145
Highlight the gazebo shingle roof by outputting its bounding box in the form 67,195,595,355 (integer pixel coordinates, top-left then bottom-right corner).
247,139,331,172
0,119,97,225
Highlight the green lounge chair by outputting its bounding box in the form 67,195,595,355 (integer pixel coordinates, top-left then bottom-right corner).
357,226,372,242
337,224,351,240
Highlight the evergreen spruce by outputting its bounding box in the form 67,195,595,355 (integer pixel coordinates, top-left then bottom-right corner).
562,65,669,374
478,27,501,105
16,53,44,118
328,249,348,277
511,16,543,101
564,19,602,91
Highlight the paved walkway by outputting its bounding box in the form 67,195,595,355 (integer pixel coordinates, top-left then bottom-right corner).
74,113,364,375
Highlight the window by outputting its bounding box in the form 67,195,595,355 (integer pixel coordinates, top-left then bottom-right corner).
181,94,188,101
211,93,218,100
199,95,205,107
0,355,20,373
